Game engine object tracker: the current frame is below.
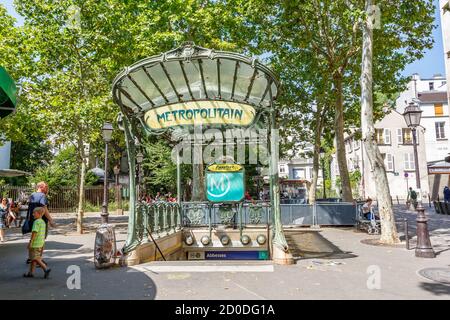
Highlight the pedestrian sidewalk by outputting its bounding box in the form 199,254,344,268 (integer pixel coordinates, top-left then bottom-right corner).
0,206,449,300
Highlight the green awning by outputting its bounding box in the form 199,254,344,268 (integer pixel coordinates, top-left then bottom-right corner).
0,66,17,118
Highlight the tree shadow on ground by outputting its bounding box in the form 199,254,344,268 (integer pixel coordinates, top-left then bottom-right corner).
0,239,157,300
285,230,358,262
419,282,450,296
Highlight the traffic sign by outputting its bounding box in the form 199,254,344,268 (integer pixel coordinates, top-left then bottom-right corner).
206,171,244,202
404,172,409,178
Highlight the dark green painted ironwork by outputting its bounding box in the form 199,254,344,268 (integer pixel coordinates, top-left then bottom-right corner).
248,203,263,224
269,109,289,252
114,43,291,260
121,114,140,254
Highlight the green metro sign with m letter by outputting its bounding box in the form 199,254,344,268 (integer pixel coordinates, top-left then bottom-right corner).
206,164,245,202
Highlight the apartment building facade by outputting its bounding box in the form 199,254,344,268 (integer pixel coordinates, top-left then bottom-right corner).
333,110,430,201
278,157,316,201
395,74,449,163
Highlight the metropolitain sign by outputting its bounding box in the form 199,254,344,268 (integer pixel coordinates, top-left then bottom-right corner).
144,100,256,130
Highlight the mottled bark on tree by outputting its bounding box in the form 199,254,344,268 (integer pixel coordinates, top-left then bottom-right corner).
361,0,399,244
308,105,325,204
76,137,86,234
334,75,353,202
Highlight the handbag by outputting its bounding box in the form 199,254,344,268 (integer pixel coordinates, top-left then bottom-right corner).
22,219,32,234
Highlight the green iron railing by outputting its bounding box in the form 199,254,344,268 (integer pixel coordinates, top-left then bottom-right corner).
134,201,182,245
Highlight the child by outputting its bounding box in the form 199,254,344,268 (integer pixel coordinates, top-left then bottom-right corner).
23,207,51,279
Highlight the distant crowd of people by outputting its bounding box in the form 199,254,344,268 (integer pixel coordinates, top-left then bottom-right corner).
141,191,177,203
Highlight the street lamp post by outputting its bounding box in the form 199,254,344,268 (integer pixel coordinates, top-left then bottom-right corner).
403,102,435,258
101,122,113,224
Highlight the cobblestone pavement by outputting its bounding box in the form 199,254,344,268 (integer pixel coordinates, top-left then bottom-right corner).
0,206,449,300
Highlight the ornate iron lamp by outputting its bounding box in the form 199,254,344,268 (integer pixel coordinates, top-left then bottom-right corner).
101,122,113,224
403,102,435,258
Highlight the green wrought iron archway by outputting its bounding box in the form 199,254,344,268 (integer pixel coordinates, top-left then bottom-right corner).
112,42,291,262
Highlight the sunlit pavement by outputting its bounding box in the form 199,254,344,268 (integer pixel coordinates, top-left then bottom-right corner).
0,206,449,300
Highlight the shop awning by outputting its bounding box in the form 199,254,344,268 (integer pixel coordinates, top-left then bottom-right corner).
428,160,450,174
0,66,17,118
0,169,30,177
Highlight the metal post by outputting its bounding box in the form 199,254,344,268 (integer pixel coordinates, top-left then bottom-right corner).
101,142,109,224
412,128,435,258
177,151,182,222
404,218,409,250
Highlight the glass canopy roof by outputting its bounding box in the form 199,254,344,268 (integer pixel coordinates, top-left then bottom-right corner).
112,42,280,118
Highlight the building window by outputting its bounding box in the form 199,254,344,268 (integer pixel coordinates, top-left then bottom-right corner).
375,128,391,145
429,82,434,90
397,128,403,144
400,128,413,144
435,122,446,139
385,154,394,171
293,168,305,179
434,103,443,116
404,153,415,171
279,165,286,173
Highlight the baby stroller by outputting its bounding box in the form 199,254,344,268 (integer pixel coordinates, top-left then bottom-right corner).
355,205,381,235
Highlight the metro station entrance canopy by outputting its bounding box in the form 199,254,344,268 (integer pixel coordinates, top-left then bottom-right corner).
113,42,279,133
112,43,293,264
0,67,17,118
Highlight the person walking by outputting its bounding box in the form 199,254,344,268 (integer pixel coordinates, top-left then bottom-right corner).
23,181,55,264
407,187,418,209
23,207,51,279
0,198,9,242
444,186,450,203
7,200,19,227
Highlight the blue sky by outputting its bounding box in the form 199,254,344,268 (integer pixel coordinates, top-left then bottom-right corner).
1,0,446,78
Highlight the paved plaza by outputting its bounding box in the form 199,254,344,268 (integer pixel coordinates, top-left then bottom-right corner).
1,205,449,300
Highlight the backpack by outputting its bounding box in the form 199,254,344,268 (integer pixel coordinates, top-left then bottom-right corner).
410,190,417,200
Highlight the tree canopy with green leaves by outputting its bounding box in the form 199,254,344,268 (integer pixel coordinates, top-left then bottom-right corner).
251,0,435,201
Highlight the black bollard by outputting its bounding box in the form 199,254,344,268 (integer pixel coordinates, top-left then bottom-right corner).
404,218,409,250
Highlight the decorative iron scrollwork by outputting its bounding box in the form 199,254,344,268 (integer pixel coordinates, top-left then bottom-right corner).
218,204,236,225
186,206,205,225
249,204,263,224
